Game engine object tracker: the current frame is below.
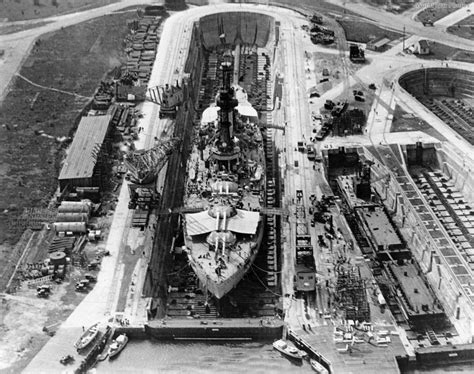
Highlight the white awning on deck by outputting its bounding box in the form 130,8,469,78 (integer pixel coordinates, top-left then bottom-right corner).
185,209,260,236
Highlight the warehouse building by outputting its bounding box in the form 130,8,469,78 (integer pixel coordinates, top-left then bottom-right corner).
58,115,113,191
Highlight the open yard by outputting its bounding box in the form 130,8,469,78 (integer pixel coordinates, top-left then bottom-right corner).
0,12,132,291
0,0,118,22
311,52,365,96
390,104,447,141
336,18,403,43
447,14,474,39
416,0,473,23
0,228,112,372
272,0,361,17
356,0,419,13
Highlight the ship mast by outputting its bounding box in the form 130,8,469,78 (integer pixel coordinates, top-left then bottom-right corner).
215,52,238,157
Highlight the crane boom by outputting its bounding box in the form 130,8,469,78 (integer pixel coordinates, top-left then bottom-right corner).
124,137,181,184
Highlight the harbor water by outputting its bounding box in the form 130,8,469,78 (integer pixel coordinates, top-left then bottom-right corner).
96,340,315,373
95,339,474,373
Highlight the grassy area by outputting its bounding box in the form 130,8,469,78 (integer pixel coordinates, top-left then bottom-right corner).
416,0,472,24
337,19,403,43
0,12,132,288
390,104,447,141
413,40,474,62
0,0,118,22
355,0,418,13
447,14,474,39
267,0,361,17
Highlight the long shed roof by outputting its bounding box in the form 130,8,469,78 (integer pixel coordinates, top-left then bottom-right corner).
59,115,112,181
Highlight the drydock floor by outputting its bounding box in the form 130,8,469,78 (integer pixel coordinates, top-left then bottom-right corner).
283,197,408,373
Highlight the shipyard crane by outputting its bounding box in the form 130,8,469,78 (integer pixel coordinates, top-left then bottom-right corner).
124,137,181,185
147,83,183,118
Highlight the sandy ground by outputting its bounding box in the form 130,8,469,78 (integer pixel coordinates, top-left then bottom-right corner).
0,226,114,372
0,284,75,372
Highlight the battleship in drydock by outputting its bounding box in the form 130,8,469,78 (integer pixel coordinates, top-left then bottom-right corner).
183,52,265,299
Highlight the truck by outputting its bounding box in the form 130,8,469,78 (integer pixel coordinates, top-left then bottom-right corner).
310,14,323,25
349,44,365,63
315,129,327,141
331,101,348,117
307,144,316,160
297,141,305,152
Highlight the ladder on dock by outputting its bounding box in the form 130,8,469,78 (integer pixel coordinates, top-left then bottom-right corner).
426,329,440,345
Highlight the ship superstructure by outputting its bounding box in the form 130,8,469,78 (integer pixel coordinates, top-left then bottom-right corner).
183,51,265,299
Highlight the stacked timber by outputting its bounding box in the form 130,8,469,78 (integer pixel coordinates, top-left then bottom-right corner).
123,16,163,85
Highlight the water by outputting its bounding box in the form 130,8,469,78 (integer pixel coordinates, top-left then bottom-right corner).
96,340,315,374
405,365,474,374
95,340,474,373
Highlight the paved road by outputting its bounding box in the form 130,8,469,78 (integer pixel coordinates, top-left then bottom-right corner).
23,181,132,373
435,2,474,27
323,0,474,50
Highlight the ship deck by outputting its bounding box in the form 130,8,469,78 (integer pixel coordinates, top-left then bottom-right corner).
187,231,259,285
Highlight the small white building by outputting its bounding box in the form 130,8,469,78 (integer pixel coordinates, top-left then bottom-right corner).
414,40,430,55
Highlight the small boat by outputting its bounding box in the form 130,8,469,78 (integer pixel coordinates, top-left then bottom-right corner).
310,359,329,374
273,339,305,361
108,333,128,359
74,322,100,350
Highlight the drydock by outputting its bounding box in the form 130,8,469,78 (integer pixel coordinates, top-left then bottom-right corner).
22,3,474,374
135,7,474,373
143,9,285,338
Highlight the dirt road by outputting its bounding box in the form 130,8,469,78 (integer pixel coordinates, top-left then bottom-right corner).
0,0,155,105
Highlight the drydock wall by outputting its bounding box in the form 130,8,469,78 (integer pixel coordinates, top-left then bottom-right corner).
363,146,474,341
143,20,202,299
435,143,474,203
199,12,273,49
399,68,474,99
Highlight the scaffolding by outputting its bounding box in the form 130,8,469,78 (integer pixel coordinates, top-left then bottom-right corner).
335,267,370,322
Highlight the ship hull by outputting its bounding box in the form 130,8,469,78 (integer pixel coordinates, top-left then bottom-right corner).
186,220,264,299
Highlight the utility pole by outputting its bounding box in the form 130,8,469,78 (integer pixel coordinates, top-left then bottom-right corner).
402,26,405,51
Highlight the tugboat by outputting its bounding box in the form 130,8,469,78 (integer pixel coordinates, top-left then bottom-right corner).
272,339,305,361
74,322,100,350
183,52,265,299
108,333,128,359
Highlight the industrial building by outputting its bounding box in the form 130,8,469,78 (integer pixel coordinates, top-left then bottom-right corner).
58,115,113,191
